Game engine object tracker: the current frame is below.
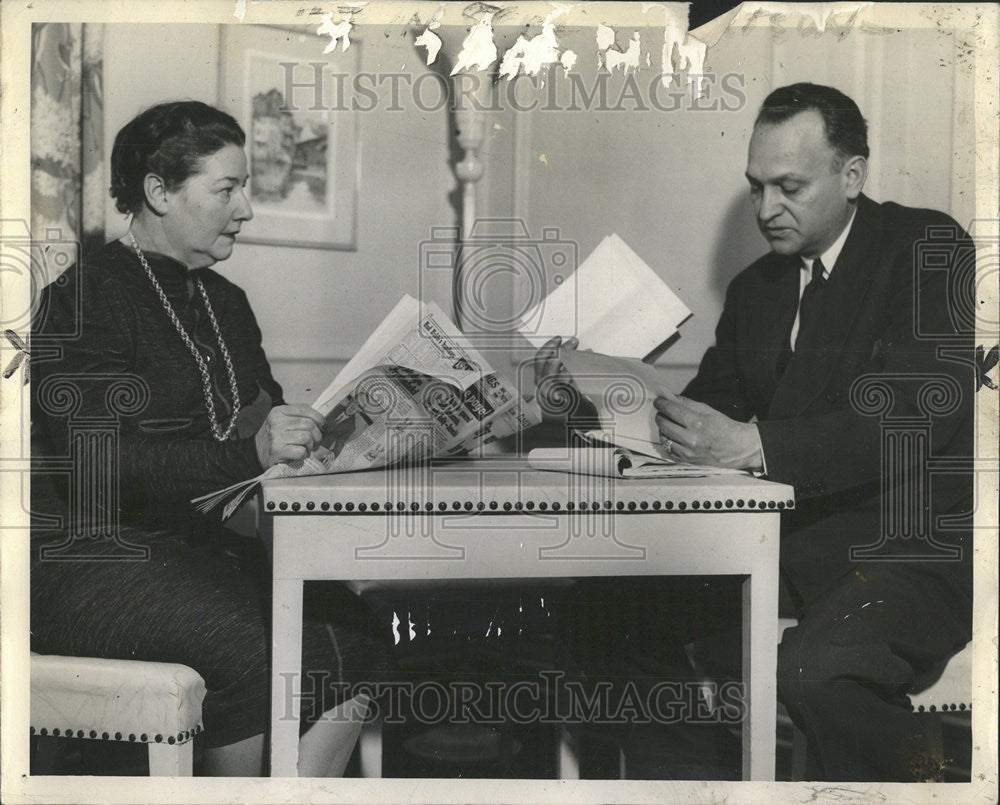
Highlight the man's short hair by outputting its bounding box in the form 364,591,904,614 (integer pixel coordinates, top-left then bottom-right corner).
756,83,870,163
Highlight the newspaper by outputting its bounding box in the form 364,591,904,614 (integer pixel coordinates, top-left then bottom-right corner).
193,295,541,519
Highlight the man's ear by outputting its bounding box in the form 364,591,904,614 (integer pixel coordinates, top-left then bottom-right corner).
142,173,170,215
842,155,868,200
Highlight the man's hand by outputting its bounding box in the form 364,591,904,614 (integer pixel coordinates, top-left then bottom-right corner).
255,404,326,468
532,335,579,384
532,335,580,418
653,393,763,470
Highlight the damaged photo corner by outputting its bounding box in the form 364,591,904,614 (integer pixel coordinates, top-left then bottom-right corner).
0,1,997,803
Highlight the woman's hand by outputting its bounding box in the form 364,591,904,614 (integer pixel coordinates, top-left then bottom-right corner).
254,404,327,468
532,335,581,419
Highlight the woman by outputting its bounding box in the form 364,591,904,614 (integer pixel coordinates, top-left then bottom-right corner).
30,101,391,776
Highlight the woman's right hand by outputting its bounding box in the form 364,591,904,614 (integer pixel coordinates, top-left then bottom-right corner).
254,404,327,469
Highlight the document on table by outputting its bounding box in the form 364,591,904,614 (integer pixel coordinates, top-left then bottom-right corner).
527,447,748,479
559,348,675,461
515,233,691,359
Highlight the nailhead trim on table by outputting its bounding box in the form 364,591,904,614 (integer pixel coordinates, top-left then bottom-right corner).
31,723,204,744
264,498,795,513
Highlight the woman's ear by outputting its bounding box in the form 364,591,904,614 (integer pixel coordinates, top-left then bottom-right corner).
142,173,170,215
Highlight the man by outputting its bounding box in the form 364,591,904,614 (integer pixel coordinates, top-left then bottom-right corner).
539,83,974,781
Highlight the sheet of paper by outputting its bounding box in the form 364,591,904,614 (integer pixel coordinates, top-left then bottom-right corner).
559,348,673,460
517,233,691,358
527,447,747,479
587,431,669,461
527,447,621,478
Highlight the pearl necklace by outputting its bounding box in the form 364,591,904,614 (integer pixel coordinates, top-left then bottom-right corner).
128,232,241,441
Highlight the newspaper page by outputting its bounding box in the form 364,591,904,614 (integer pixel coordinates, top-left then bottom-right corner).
194,295,540,518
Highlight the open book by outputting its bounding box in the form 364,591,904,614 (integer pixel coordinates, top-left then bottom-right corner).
194,295,541,519
527,447,747,479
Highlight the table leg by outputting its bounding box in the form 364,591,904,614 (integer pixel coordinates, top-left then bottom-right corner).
270,577,303,777
556,726,579,779
742,568,778,780
359,721,383,777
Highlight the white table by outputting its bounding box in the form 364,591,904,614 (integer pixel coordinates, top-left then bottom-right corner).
259,458,793,780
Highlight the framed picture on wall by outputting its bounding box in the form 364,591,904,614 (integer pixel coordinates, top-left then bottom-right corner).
219,24,359,251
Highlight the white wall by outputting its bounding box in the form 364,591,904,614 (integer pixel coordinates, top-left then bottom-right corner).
103,24,221,220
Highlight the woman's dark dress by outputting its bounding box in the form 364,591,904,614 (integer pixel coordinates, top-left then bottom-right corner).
30,240,391,748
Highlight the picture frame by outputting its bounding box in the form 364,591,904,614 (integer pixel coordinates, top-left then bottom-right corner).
219,24,359,251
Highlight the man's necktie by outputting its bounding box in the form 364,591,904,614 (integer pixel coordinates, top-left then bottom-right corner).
797,257,827,335
776,258,826,378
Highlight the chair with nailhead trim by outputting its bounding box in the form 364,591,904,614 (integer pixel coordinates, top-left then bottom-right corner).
776,619,972,780
685,618,972,780
30,653,206,775
909,640,973,713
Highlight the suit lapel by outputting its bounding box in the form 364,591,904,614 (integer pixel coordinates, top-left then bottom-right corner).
769,195,883,418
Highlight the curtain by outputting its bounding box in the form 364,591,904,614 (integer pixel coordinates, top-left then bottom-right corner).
30,22,105,279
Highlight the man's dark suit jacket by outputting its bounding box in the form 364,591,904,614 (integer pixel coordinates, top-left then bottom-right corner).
683,194,975,606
